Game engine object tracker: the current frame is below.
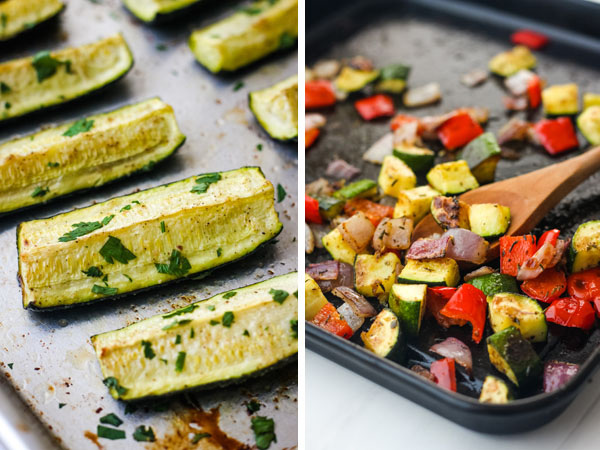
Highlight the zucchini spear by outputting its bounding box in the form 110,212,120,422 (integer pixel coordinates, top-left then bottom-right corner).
123,0,203,22
17,167,283,309
92,272,298,401
249,75,298,140
0,0,64,41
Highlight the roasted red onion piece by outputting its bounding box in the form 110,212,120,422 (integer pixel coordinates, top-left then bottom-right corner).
504,69,536,96
464,266,496,282
306,178,334,197
337,303,364,332
332,286,377,317
411,365,437,382
497,118,531,145
461,69,488,87
503,96,528,111
348,55,374,71
306,113,327,130
305,223,315,254
326,159,361,180
430,337,473,373
306,260,339,281
363,133,393,164
548,238,569,269
372,217,414,252
444,228,489,265
406,235,451,260
393,121,421,148
517,241,557,280
543,361,579,393
339,212,375,252
420,111,455,139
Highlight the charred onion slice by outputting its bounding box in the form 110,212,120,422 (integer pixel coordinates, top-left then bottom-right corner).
430,337,473,373
332,286,377,317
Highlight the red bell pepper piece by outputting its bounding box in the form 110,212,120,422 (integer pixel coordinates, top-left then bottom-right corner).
511,29,549,50
521,267,567,303
533,118,579,155
305,128,320,149
430,358,457,392
440,284,487,344
437,113,483,151
545,297,596,330
499,235,537,277
311,302,353,339
567,267,600,311
426,287,466,329
305,80,336,109
343,198,394,227
527,75,542,109
354,94,395,121
538,229,560,248
390,113,420,132
305,194,322,224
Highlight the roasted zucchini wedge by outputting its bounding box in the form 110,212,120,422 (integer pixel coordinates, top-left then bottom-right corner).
388,283,427,337
466,273,518,301
568,220,600,273
426,161,479,195
305,273,328,321
354,253,402,300
430,196,470,230
361,308,405,363
0,0,64,41
249,75,298,141
188,0,298,73
468,203,511,240
488,46,536,77
18,167,283,309
398,258,460,287
92,272,298,401
393,185,440,223
123,0,203,22
458,132,501,184
489,293,547,343
479,375,513,404
577,105,600,146
0,34,133,122
0,98,185,215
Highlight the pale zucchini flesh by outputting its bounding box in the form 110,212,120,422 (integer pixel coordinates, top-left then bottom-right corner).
17,167,283,309
249,75,298,140
91,272,298,401
0,34,133,121
0,0,64,41
123,0,203,22
189,0,298,73
0,98,185,215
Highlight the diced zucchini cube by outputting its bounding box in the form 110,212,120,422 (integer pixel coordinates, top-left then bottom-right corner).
315,195,345,220
458,132,501,184
393,185,440,223
388,283,427,336
430,195,470,230
398,258,460,287
354,253,402,299
393,146,435,172
322,228,357,265
542,83,579,116
489,293,547,343
577,105,600,146
488,45,536,77
335,67,380,92
378,155,416,198
468,203,511,239
426,160,479,195
479,375,513,404
305,274,328,321
583,93,600,110
568,220,600,273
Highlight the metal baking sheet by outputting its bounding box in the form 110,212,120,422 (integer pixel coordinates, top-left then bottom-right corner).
306,0,600,433
0,0,298,448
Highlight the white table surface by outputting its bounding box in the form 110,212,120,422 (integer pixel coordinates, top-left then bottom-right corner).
307,351,600,450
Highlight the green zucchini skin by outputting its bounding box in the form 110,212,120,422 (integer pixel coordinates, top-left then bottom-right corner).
249,75,298,141
17,167,283,310
0,34,134,122
388,284,427,337
489,293,547,343
466,273,518,300
568,220,600,273
91,272,298,401
122,0,204,23
458,132,501,184
0,0,64,42
0,98,185,216
361,308,405,363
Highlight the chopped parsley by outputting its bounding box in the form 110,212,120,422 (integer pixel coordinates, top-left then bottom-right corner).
162,319,192,330
217,247,222,257
141,340,155,359
100,236,136,264
31,186,49,197
276,184,286,203
92,284,117,296
279,32,296,49
123,274,132,282
207,305,216,311
59,403,66,409
175,351,186,372
175,334,181,345
160,358,168,365
160,221,166,233
290,319,298,339
162,304,198,319
124,403,138,415
132,200,140,205
133,425,156,442
191,433,211,443
0,81,11,94
155,249,191,277
233,80,244,91
32,51,72,83
223,291,237,299
222,311,234,327
82,266,103,277
100,413,123,427
243,329,250,337
239,6,262,14
120,204,131,212
0,14,5,30
190,328,195,338
63,118,94,137
246,400,261,414
58,215,113,242
209,320,219,326
101,215,114,225
269,288,289,304
256,143,263,151
103,377,128,397
47,162,60,168
251,416,277,450
191,172,221,194
7,363,13,370
97,425,125,440
293,290,298,298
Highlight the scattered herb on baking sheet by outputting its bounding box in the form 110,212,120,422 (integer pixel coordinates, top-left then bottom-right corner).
47,162,60,168
223,291,237,299
101,215,114,226
207,305,216,311
123,274,132,282
290,319,298,339
92,284,118,296
100,413,123,427
97,425,125,440
217,247,222,257
191,172,221,194
276,184,286,203
247,400,261,414
162,319,192,330
124,403,138,415
0,82,9,94
222,311,235,327
141,340,155,360
251,416,277,450
192,433,211,443
120,204,131,212
133,425,156,442
160,221,166,233
103,377,128,396
155,249,191,277
269,288,289,304
233,81,245,91
100,236,136,264
175,351,186,372
209,320,219,326
82,266,103,277
243,329,250,337
279,32,295,49
256,143,263,151
59,403,66,409
155,43,167,51
32,51,72,83
190,328,195,338
175,334,182,345
162,303,198,319
7,363,13,370
63,118,94,137
59,221,102,242
31,186,49,197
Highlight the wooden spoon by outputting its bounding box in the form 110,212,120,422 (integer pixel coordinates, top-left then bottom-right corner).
412,145,600,262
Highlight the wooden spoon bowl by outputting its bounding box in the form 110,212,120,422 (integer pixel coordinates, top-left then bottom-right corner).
412,146,600,262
